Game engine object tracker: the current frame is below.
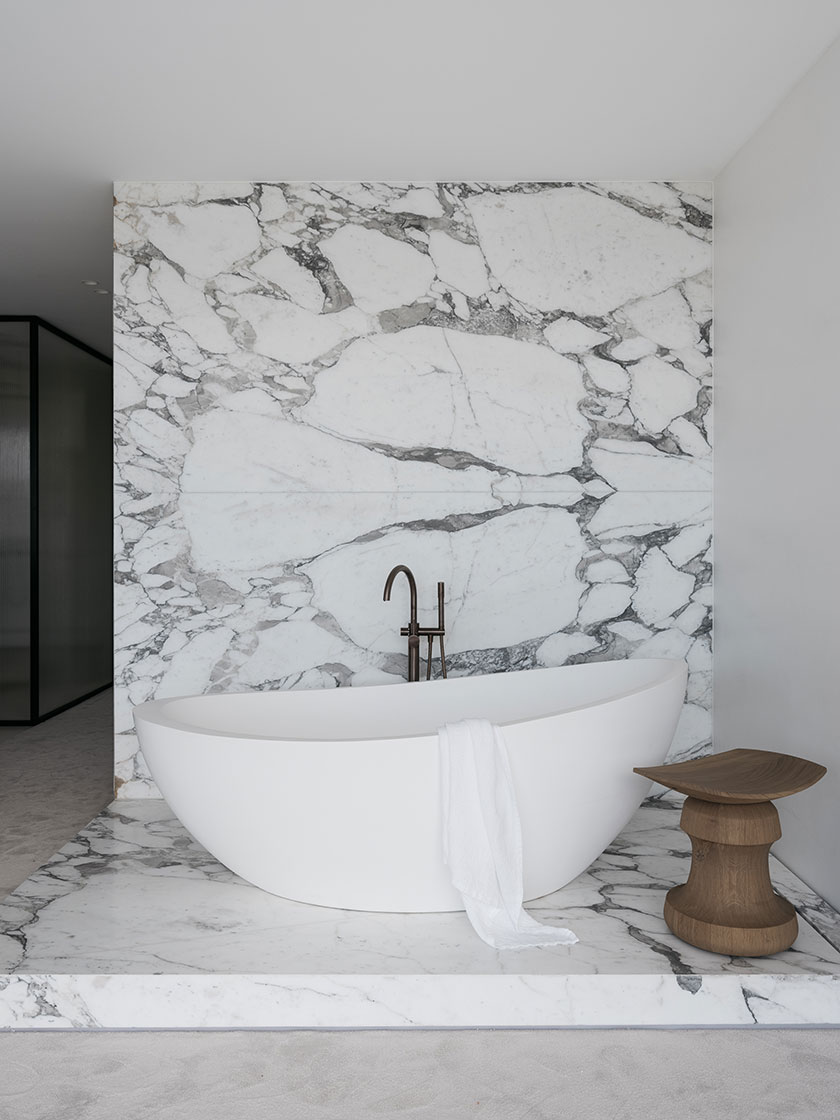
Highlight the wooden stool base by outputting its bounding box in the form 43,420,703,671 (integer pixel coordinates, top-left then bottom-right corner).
664,886,798,958
663,797,798,957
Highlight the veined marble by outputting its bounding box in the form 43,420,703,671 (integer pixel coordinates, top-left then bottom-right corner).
114,182,713,796
2,800,838,1029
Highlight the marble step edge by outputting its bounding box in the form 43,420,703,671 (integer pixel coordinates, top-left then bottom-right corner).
1,970,839,1030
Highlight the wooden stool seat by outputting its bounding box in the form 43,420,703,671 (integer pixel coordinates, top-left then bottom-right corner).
634,748,827,804
634,749,826,957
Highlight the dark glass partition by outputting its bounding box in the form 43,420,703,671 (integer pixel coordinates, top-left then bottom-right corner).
0,321,32,720
37,327,113,717
0,318,112,724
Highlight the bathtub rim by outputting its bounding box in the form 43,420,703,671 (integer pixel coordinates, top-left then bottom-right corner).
133,658,688,744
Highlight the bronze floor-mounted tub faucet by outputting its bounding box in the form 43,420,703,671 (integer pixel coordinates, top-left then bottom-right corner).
383,565,447,682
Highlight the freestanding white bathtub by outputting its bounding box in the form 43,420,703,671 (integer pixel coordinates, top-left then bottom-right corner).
133,658,687,912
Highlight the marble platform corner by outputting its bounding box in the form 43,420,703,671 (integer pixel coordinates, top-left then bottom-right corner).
1,799,839,1031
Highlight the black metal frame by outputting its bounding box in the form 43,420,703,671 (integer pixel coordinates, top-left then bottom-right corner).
0,316,113,725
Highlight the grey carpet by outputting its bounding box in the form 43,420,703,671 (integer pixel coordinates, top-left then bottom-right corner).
1,1028,839,1120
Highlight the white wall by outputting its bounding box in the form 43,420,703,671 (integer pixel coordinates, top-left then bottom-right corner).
715,37,840,909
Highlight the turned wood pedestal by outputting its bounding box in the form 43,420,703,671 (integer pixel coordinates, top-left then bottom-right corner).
634,749,826,958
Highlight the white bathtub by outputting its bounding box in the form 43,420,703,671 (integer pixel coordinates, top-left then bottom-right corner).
133,658,687,912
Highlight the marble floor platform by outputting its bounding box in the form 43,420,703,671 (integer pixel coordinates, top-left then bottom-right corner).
1,799,839,1030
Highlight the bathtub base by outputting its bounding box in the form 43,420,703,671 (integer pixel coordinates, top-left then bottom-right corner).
2,798,839,1030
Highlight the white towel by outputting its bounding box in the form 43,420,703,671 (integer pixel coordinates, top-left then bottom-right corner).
438,718,578,950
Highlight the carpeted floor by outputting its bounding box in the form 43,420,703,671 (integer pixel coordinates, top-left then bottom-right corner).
2,1028,840,1120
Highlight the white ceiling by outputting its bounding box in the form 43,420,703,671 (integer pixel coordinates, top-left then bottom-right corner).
2,0,839,356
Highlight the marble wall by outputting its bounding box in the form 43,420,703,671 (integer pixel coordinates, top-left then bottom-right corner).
114,182,712,797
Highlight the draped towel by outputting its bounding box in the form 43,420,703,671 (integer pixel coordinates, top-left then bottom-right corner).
438,718,577,950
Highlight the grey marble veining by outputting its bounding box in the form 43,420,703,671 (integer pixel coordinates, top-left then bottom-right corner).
114,181,713,795
2,799,838,1029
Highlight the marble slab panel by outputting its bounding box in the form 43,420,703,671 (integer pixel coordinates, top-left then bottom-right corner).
1,800,838,1029
114,182,713,797
114,181,712,498
113,486,712,795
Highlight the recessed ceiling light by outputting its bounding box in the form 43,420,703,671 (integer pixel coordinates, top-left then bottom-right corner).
82,280,98,286
95,289,110,295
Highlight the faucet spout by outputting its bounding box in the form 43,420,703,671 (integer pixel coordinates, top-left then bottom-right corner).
383,564,417,618
383,565,421,682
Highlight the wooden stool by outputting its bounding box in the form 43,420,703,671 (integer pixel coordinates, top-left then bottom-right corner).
634,749,826,957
